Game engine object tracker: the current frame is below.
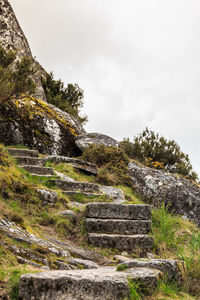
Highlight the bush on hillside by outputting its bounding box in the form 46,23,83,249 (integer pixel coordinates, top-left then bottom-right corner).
41,72,87,124
0,45,36,102
120,128,198,181
81,144,132,186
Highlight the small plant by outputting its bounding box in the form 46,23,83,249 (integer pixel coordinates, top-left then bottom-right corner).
152,203,178,252
82,144,132,186
116,264,128,271
127,278,142,300
156,278,180,298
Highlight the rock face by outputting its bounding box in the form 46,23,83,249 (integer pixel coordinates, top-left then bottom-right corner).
129,162,200,226
0,97,85,156
75,132,119,151
0,0,46,100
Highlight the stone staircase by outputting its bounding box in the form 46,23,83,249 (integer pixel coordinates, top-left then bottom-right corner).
6,147,185,299
85,203,154,251
7,148,55,176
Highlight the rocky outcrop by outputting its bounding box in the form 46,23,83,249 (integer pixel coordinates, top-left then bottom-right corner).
75,132,119,151
129,162,200,225
0,97,85,156
0,0,46,100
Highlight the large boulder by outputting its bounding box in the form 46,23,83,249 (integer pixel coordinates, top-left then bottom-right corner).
0,97,85,156
75,132,119,151
129,162,200,226
0,0,46,101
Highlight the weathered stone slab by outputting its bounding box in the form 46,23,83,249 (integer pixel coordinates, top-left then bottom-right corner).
46,155,98,175
53,180,100,193
75,132,119,151
21,165,54,175
117,259,185,282
99,186,125,203
86,203,151,220
19,267,162,300
67,258,99,269
85,218,151,235
88,233,154,251
7,148,39,157
63,191,102,198
14,156,46,166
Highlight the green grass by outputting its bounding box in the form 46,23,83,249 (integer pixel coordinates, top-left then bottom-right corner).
116,264,128,271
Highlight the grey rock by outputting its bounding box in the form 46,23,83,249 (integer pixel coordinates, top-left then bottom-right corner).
19,267,162,300
67,258,99,269
54,179,100,193
46,155,98,176
0,219,70,258
114,255,131,263
37,189,58,203
75,132,119,151
54,171,75,182
46,236,108,264
117,258,185,282
88,233,154,251
58,210,77,221
17,256,47,269
85,218,151,235
0,98,84,156
56,261,73,270
99,186,125,203
21,165,54,176
14,156,45,166
86,203,151,220
129,162,200,226
7,148,39,157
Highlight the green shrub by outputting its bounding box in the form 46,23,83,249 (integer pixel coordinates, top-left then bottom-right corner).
120,128,198,181
0,44,36,102
82,144,132,186
41,72,87,123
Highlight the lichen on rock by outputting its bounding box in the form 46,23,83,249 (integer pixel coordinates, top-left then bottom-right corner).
0,97,85,156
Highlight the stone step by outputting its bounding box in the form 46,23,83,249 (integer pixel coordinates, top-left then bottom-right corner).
7,148,39,157
19,267,162,300
85,218,151,235
88,233,154,251
14,156,46,166
52,179,100,193
63,191,103,198
86,203,151,220
20,165,54,176
117,258,184,282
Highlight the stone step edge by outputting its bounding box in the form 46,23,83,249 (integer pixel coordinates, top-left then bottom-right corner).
85,218,151,234
7,148,39,157
14,156,46,165
88,233,154,251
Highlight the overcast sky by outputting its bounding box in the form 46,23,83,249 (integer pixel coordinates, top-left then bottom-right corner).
9,0,200,175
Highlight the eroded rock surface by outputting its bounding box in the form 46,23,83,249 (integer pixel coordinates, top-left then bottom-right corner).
129,162,200,225
75,132,119,151
0,97,84,156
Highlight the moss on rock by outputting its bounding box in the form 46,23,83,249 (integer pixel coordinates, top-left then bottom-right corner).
0,97,85,156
